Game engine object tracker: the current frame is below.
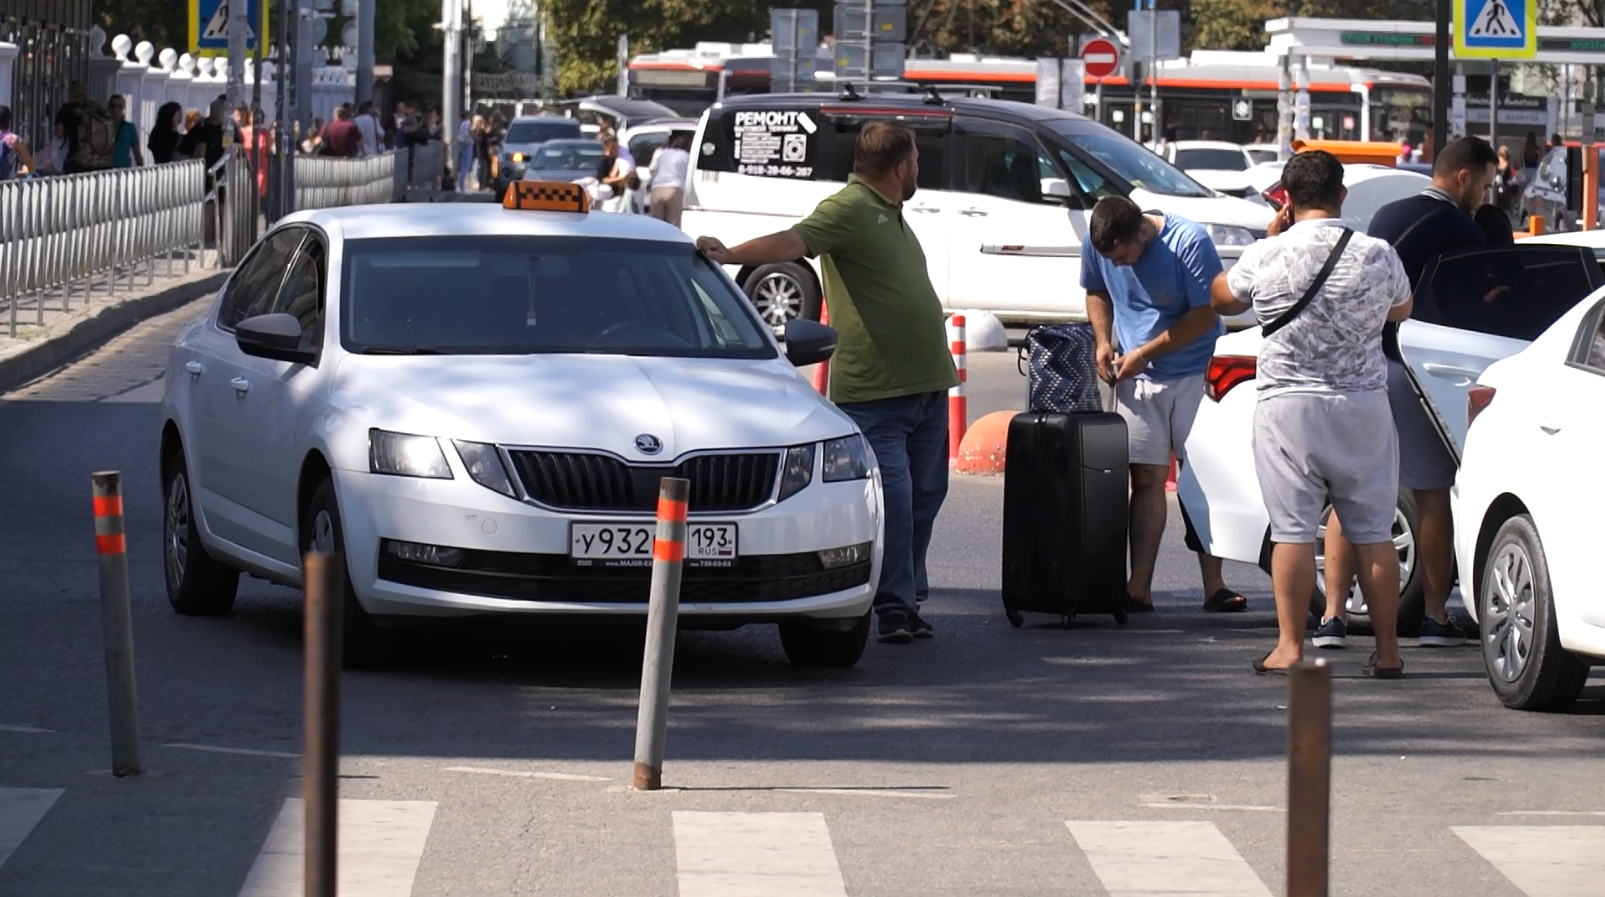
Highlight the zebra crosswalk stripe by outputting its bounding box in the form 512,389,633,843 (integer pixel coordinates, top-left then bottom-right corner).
1066,820,1274,896
1453,825,1605,896
673,810,849,897
236,798,437,897
0,788,63,871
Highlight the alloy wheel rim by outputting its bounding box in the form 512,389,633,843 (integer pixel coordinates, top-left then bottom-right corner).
1312,505,1417,616
1484,542,1536,683
164,472,190,587
752,273,804,327
311,510,336,555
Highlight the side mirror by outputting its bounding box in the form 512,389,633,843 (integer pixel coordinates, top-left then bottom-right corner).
783,318,838,368
1041,177,1073,200
236,313,314,364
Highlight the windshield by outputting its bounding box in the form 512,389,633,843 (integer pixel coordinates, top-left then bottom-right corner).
1245,147,1279,165
1048,122,1212,197
505,120,580,144
341,236,776,359
1173,148,1249,172
531,143,605,171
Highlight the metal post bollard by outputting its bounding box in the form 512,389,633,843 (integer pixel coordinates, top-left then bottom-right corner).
303,552,343,897
633,477,690,791
1286,659,1332,897
92,471,143,777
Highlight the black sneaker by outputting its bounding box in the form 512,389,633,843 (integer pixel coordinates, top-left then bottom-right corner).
907,608,934,639
1419,615,1467,647
1312,616,1347,649
878,611,913,644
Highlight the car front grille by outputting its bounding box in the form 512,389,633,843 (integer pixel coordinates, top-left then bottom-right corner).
378,546,871,604
507,450,780,513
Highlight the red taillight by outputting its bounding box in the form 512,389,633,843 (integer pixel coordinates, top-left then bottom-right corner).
1468,385,1496,427
1206,355,1257,402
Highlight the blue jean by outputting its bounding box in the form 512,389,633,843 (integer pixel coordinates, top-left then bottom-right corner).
838,391,950,617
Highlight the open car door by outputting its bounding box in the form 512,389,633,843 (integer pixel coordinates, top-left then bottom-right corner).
1396,244,1604,462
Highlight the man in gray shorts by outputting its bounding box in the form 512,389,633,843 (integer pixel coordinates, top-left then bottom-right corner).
1211,150,1414,677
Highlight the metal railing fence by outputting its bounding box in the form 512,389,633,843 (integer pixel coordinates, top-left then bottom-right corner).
406,143,445,197
1,160,206,338
212,150,261,269
295,151,401,212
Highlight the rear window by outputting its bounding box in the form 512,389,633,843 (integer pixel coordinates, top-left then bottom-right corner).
505,119,581,144
1415,247,1601,341
1173,148,1249,171
340,236,775,359
702,106,948,187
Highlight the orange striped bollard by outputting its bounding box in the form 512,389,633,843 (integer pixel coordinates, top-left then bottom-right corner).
948,314,968,468
93,471,143,777
633,476,690,791
811,299,831,395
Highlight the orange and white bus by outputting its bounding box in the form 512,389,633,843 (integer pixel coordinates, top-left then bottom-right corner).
626,47,1432,146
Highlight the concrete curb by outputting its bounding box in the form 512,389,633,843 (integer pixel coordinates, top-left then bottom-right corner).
0,272,229,396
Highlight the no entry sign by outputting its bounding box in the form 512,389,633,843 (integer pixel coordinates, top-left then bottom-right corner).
1081,38,1121,79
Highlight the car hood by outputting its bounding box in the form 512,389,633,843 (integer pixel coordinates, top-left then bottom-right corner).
1131,187,1274,231
501,142,542,157
331,353,853,460
1184,169,1254,193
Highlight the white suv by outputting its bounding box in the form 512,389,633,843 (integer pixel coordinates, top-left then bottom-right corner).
682,93,1273,328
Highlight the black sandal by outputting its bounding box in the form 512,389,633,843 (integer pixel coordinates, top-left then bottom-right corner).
1203,589,1249,613
1122,595,1155,614
1362,652,1404,680
1252,652,1289,676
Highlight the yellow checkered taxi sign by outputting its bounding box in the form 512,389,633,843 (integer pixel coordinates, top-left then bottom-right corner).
504,180,590,213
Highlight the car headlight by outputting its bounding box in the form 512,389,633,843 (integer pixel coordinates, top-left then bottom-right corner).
453,440,516,497
1205,223,1257,247
369,429,452,479
777,444,815,502
822,435,872,482
510,152,525,163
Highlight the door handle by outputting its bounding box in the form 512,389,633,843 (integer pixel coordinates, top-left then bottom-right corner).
908,205,940,214
1540,424,1562,435
959,208,989,217
1420,362,1481,385
184,361,203,376
230,377,251,395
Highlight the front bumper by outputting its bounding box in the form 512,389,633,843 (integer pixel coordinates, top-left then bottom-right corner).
334,468,882,621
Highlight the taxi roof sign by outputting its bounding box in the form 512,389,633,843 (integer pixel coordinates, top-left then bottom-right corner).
504,181,590,213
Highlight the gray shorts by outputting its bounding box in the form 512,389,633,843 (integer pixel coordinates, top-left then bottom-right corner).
1114,374,1205,467
1253,391,1400,545
1386,359,1456,491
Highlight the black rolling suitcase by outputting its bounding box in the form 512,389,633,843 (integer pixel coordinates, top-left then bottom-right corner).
1002,412,1130,627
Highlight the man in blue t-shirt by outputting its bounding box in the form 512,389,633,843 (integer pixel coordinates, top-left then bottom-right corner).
1081,196,1243,615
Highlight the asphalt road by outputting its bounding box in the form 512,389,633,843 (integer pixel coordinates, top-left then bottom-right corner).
2,302,1603,896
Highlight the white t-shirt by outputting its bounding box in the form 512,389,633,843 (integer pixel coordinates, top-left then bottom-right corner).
651,147,690,191
1225,218,1410,398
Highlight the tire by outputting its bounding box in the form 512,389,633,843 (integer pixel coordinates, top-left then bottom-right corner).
162,449,239,615
744,262,821,331
1478,515,1588,711
778,612,871,668
303,479,390,669
1310,488,1426,637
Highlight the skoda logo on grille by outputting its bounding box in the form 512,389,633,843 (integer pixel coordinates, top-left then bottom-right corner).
634,434,664,455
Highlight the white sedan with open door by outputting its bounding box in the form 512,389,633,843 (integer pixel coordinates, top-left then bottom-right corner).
1454,290,1605,710
158,191,882,669
1178,242,1603,633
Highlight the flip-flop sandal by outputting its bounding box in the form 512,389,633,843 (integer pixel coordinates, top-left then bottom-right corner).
1362,652,1404,680
1252,652,1289,676
1122,596,1155,614
1203,589,1249,613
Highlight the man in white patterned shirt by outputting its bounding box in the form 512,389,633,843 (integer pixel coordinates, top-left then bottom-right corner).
1209,150,1415,678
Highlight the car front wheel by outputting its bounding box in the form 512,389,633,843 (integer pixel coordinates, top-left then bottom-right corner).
744,263,821,331
778,612,871,668
303,478,390,669
162,449,239,615
1479,515,1588,711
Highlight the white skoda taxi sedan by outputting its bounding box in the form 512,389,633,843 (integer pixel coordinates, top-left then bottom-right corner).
158,185,882,668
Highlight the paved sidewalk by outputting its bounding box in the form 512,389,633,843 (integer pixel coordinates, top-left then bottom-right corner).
0,252,230,397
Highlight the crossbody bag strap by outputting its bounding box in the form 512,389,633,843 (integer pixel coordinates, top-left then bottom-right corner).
1261,228,1353,339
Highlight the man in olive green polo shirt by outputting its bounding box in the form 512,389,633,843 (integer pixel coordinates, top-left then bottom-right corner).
696,122,957,645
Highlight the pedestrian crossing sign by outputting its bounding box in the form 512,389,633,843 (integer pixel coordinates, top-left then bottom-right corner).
189,0,271,57
1454,0,1536,59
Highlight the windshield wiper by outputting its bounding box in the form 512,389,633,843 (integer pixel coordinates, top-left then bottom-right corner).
360,346,444,355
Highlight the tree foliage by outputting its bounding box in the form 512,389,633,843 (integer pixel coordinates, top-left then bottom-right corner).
914,0,1115,59
94,0,439,62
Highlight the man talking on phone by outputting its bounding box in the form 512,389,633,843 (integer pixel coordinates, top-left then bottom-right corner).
1081,197,1245,614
